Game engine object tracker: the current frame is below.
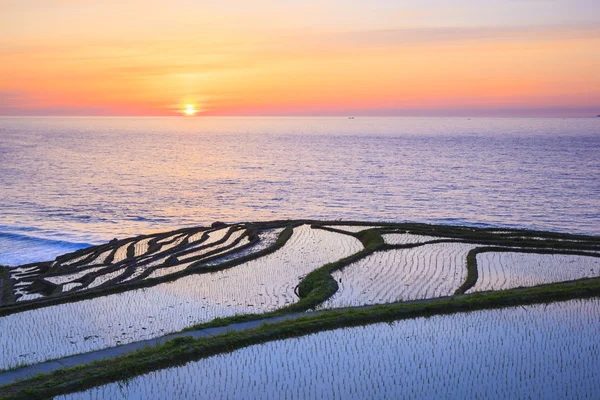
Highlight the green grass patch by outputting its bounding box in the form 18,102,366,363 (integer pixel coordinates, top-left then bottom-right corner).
3,221,598,318
184,228,383,330
455,246,600,295
2,221,600,397
3,277,600,399
357,229,385,249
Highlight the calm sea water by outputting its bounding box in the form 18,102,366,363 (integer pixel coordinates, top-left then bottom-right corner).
1,117,599,265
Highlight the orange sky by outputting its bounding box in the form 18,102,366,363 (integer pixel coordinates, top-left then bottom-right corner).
1,1,599,116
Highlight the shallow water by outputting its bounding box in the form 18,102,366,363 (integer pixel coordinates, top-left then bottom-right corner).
1,116,599,265
59,298,600,400
468,251,600,292
322,242,475,307
0,226,361,369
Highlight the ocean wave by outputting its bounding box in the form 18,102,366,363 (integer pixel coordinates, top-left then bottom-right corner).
0,231,92,248
0,232,92,266
126,215,170,223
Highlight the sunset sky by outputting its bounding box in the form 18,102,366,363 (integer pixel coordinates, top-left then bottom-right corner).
1,0,599,116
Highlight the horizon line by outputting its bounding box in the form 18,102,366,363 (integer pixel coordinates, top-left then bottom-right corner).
0,115,598,119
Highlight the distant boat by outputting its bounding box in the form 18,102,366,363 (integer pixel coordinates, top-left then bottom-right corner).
348,116,355,119
597,114,600,117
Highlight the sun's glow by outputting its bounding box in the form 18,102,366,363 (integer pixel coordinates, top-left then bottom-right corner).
183,104,197,116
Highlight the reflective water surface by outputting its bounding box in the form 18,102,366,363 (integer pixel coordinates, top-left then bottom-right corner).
60,298,600,399
1,116,599,265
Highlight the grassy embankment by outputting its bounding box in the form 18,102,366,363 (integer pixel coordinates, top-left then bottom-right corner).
181,226,384,330
455,246,600,295
185,224,600,330
2,275,600,399
2,222,600,398
3,220,598,317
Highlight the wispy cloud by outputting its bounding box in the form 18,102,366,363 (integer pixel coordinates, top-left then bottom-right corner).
336,23,600,47
110,61,249,76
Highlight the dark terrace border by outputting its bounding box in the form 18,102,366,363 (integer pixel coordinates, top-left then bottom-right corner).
455,246,600,295
0,267,13,305
2,221,598,321
0,222,297,317
2,277,600,399
180,224,600,331
1,222,600,397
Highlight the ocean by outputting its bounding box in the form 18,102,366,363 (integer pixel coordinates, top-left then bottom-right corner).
1,116,599,266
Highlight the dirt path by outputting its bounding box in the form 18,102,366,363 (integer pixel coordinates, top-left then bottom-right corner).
0,296,456,387
0,311,320,386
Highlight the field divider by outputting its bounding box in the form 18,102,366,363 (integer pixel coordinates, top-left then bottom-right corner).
182,228,600,331
0,223,297,317
2,276,600,399
0,267,13,304
4,221,600,312
175,226,381,332
455,246,600,295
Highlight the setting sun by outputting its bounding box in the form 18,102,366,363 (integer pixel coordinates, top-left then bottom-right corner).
183,104,197,116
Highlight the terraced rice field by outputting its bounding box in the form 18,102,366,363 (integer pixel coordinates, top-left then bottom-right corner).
177,229,246,262
0,225,362,369
203,228,283,266
7,225,258,301
382,233,448,245
59,299,600,399
321,242,475,308
2,221,600,398
468,251,600,293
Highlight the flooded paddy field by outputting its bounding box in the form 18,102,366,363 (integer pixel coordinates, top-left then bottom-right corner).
59,298,600,400
1,220,599,396
321,242,474,307
0,225,361,369
468,251,600,293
